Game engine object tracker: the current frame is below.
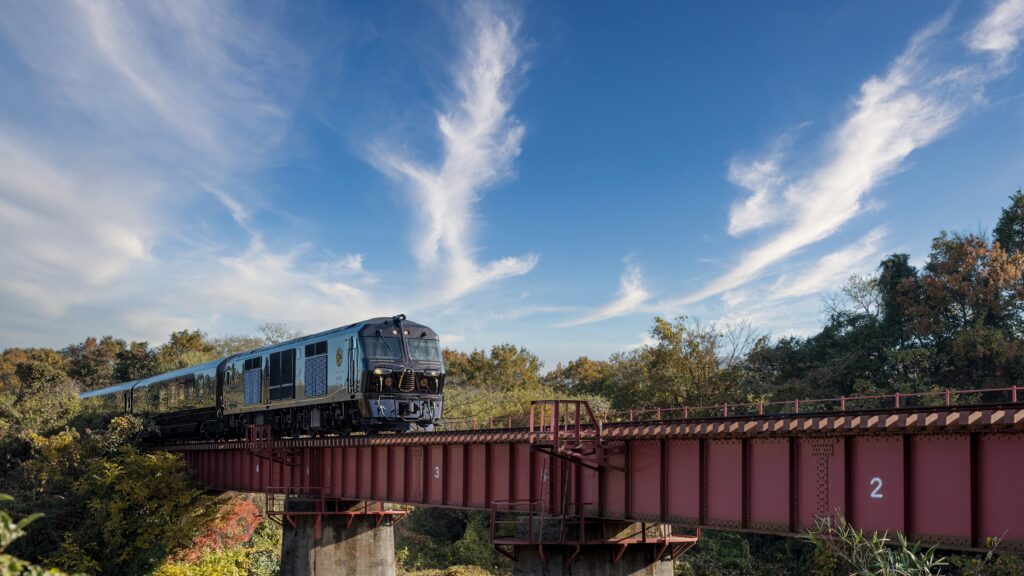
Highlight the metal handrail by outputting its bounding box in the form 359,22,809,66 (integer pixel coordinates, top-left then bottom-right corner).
436,384,1021,432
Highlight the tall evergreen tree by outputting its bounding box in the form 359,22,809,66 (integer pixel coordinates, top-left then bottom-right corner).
877,254,918,346
994,189,1024,254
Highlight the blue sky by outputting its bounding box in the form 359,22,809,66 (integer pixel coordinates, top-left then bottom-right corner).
1,1,1023,368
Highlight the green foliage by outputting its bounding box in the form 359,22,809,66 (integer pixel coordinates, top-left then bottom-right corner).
0,494,71,576
443,345,543,392
65,450,212,573
115,341,159,383
396,509,509,575
805,513,946,576
157,330,217,373
5,416,215,575
591,316,759,411
676,531,822,576
0,349,79,440
994,189,1024,255
878,254,918,345
543,356,612,395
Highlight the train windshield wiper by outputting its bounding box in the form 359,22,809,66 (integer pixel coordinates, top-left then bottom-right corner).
375,330,398,358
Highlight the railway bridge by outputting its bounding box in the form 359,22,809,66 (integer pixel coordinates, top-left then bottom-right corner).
162,387,1024,575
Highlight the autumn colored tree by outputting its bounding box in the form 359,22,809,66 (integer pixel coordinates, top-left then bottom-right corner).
62,336,126,391
907,233,1024,340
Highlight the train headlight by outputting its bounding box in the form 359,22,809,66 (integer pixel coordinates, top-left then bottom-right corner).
373,368,392,375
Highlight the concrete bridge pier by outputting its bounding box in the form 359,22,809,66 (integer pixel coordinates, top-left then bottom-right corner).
279,500,400,576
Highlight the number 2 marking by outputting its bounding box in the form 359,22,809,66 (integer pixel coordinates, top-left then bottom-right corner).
434,465,441,479
869,477,883,499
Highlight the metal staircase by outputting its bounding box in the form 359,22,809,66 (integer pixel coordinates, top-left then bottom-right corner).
491,400,699,565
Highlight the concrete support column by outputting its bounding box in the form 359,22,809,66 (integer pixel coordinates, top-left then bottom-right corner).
512,545,673,576
280,504,396,576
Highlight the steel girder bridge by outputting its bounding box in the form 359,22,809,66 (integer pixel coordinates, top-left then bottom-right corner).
161,387,1024,575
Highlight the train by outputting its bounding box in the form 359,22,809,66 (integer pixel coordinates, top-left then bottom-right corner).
79,315,445,438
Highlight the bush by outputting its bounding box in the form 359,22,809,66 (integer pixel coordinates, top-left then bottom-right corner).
804,513,946,576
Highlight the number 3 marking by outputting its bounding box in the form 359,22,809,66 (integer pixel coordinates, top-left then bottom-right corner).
870,477,883,499
434,465,441,479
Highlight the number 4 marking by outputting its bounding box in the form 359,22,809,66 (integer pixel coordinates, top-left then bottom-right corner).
870,477,883,499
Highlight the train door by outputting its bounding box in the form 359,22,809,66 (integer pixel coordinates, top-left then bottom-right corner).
347,336,357,393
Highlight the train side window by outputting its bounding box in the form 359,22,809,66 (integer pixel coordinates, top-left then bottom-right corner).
304,341,328,397
269,349,296,401
243,357,262,405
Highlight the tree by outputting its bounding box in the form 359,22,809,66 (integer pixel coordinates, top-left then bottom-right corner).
0,350,78,442
877,254,918,346
823,274,882,319
442,345,543,392
994,189,1024,254
543,357,612,395
115,342,158,382
256,323,302,345
155,330,216,373
13,417,215,575
208,335,266,358
0,494,69,576
62,336,126,391
909,233,1024,340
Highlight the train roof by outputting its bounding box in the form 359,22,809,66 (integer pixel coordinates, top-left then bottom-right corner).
78,315,433,400
79,358,222,399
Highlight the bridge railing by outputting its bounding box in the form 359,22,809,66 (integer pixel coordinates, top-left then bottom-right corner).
602,384,1022,423
431,385,1021,432
529,399,602,448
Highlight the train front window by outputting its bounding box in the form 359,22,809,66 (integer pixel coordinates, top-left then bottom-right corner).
361,336,401,359
408,338,441,362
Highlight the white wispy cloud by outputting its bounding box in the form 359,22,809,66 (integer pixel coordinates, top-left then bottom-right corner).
198,238,384,329
0,1,383,346
0,1,299,310
560,262,650,327
726,127,805,236
487,305,578,322
968,0,1024,64
771,227,887,299
0,135,152,316
371,1,538,302
673,2,1024,307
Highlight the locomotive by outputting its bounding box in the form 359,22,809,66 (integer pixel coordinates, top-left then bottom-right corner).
79,315,445,438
